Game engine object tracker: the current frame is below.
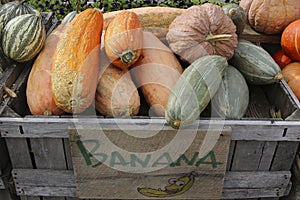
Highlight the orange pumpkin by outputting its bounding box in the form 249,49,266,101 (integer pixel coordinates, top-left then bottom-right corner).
26,24,67,116
104,10,143,69
51,8,103,113
282,62,300,100
281,19,300,61
272,49,293,70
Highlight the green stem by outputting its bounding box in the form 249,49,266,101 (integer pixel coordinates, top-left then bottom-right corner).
76,0,81,13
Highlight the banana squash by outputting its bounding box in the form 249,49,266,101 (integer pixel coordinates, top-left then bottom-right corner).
211,65,249,119
51,8,103,113
229,39,283,85
165,55,228,129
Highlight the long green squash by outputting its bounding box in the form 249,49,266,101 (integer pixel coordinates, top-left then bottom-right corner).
211,65,249,119
165,55,228,129
2,12,46,63
229,39,283,85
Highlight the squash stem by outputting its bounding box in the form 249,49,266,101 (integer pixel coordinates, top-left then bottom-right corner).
206,32,233,44
76,0,81,13
229,8,238,17
275,72,283,81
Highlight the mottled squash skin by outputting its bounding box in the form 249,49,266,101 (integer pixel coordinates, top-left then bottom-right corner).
95,50,140,117
26,24,67,116
104,10,143,69
51,8,103,113
131,32,183,117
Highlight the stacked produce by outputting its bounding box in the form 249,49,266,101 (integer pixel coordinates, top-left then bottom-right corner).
1,0,300,129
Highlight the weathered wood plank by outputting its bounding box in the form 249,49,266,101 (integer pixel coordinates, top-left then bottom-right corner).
271,142,299,171
240,24,281,44
12,169,291,199
258,142,277,171
5,138,32,168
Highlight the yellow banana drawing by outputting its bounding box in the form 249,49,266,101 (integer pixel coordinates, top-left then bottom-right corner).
137,171,198,197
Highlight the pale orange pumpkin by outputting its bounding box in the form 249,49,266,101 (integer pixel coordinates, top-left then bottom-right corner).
282,62,300,101
104,10,143,69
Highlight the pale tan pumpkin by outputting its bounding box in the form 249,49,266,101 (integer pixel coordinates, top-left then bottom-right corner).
240,0,300,34
166,3,238,63
26,24,67,116
131,32,183,116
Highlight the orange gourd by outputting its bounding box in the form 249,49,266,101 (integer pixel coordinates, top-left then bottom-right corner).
104,10,143,69
272,49,293,70
131,32,183,116
51,8,103,113
26,24,67,116
281,19,300,61
282,62,300,100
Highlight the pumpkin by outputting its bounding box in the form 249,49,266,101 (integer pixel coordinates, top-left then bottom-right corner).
282,62,300,100
130,31,183,117
281,19,300,61
61,11,77,24
2,11,46,63
95,50,140,117
211,65,249,119
51,8,103,113
166,3,238,63
222,3,246,36
239,0,300,35
272,49,293,70
230,39,283,85
165,55,228,129
104,10,143,69
103,7,185,41
0,0,36,33
26,24,67,116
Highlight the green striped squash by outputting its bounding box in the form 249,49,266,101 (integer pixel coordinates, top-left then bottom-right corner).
211,65,249,119
2,12,46,63
61,11,77,24
165,55,228,129
0,45,13,70
1,0,15,4
0,0,36,33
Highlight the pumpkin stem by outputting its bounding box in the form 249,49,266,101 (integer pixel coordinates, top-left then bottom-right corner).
228,8,238,17
206,32,233,45
275,72,284,81
76,0,81,13
112,47,137,66
172,120,181,129
43,110,52,116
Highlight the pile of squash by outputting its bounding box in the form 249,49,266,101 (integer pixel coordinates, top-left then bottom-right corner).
22,1,300,129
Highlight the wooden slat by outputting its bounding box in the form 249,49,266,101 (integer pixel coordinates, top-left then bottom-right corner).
12,169,291,199
258,142,277,171
271,142,299,171
5,138,32,168
240,24,281,44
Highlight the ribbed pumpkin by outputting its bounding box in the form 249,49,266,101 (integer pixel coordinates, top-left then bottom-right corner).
2,11,46,63
230,39,283,85
95,51,140,117
51,8,103,113
211,65,249,119
0,0,36,33
131,31,183,117
26,24,67,116
104,10,143,70
240,0,300,34
282,62,300,101
272,49,293,70
165,55,228,129
281,19,300,61
166,3,238,63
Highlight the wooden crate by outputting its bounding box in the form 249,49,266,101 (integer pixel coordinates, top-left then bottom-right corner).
0,12,58,196
0,24,300,200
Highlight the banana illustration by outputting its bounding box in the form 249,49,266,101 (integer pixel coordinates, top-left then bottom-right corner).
137,171,198,197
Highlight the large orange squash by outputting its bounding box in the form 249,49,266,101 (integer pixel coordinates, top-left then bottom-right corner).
131,32,183,117
240,0,300,34
281,19,300,61
51,8,103,113
26,24,67,116
282,62,300,100
104,10,143,70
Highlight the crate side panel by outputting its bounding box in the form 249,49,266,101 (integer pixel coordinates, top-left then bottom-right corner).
231,141,265,171
5,138,32,168
271,142,299,171
258,142,277,171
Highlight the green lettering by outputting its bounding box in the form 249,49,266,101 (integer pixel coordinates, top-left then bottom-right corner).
110,151,128,167
195,151,223,168
170,152,199,167
152,152,173,167
92,153,108,168
130,154,151,167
